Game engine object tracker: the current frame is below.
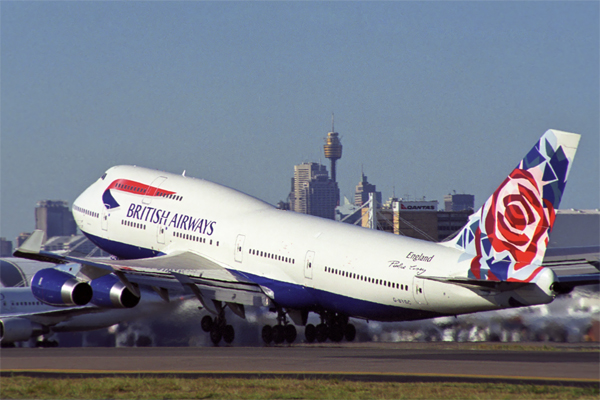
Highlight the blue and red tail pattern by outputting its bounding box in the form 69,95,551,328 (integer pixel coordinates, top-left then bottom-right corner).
102,179,177,209
445,130,580,282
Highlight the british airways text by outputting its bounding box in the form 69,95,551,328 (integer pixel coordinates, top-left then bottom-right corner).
126,203,216,235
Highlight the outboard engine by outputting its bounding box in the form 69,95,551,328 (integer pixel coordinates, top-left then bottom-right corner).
31,268,92,306
90,274,140,308
0,318,47,343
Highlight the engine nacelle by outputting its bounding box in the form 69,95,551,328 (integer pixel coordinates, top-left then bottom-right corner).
90,274,140,308
31,268,93,306
0,318,47,343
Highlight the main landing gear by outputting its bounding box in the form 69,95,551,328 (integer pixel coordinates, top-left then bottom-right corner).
35,337,59,348
261,308,297,345
201,314,234,346
201,315,234,345
304,312,356,343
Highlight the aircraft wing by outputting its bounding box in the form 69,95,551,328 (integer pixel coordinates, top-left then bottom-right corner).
1,305,99,319
1,305,104,325
14,231,269,316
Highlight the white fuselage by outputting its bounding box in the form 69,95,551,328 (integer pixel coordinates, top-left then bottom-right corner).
72,165,551,322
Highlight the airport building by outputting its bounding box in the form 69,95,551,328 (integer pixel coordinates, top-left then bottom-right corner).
360,199,440,241
548,209,600,248
43,235,111,257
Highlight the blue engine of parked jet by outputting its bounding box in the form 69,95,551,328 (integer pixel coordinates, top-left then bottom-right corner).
31,268,93,306
90,274,140,308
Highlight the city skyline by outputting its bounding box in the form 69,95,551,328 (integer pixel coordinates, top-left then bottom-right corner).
2,2,598,243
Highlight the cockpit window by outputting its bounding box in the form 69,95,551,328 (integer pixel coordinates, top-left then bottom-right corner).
101,173,107,180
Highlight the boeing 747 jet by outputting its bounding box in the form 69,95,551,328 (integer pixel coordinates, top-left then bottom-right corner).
15,129,599,345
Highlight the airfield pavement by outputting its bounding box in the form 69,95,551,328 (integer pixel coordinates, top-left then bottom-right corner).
1,342,598,386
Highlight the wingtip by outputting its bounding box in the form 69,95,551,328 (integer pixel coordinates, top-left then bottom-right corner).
14,230,45,254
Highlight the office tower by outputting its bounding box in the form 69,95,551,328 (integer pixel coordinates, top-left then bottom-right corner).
290,163,339,220
354,172,382,207
35,200,77,242
444,193,475,212
0,238,12,257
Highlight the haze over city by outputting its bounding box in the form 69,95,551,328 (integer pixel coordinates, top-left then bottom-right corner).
2,2,598,243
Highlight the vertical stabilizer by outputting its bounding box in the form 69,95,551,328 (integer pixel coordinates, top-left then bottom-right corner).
444,130,580,282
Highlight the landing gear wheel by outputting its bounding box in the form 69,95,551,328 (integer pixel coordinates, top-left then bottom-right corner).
284,324,297,343
272,325,285,344
304,324,316,343
262,325,273,344
210,327,222,345
329,324,344,342
201,316,213,332
36,339,59,348
223,325,235,344
316,323,328,343
344,324,356,342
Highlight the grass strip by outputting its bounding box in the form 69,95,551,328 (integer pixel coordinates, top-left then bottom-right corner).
1,376,598,399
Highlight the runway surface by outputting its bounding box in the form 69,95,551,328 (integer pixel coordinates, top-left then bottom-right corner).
1,343,598,386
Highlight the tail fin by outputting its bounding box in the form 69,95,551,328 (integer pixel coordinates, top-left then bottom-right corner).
444,130,580,282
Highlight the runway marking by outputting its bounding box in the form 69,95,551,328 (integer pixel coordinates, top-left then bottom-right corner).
1,369,597,384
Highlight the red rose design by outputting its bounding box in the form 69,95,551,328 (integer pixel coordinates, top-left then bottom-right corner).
482,169,555,268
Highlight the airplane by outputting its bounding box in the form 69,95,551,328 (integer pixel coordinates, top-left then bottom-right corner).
14,129,600,346
0,261,185,346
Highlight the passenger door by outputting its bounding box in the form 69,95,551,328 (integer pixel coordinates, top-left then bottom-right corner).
234,235,245,263
304,251,315,281
412,276,428,305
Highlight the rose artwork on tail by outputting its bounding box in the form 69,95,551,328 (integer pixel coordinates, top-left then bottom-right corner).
446,130,580,283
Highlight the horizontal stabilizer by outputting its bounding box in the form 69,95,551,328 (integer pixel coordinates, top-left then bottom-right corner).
551,273,600,294
419,275,530,292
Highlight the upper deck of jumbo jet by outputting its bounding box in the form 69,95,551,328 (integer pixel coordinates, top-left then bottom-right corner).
76,165,275,215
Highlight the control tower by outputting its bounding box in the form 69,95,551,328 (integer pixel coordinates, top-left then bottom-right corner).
323,115,343,183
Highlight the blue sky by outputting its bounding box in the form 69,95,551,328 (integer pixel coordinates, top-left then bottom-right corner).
1,2,598,243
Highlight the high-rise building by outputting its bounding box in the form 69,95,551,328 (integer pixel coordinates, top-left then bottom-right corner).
444,193,475,212
354,172,382,207
0,237,13,257
437,210,472,241
35,200,77,242
290,163,339,220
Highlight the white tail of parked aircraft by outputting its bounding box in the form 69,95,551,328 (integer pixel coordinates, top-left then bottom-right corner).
14,129,599,345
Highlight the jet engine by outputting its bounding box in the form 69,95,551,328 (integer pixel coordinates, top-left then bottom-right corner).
31,268,92,306
0,318,47,343
90,274,140,308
